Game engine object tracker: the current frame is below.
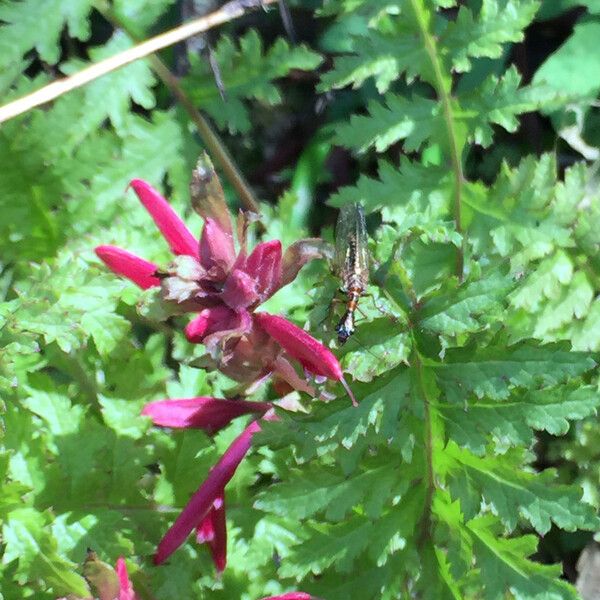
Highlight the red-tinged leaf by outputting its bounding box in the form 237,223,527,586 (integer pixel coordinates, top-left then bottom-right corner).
279,238,328,290
272,355,316,396
190,152,234,237
95,245,160,289
129,179,199,258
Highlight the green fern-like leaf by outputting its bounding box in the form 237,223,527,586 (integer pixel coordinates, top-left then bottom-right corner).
184,30,322,133
0,0,93,68
442,0,540,72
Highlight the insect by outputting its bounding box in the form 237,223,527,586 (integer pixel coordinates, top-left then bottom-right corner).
333,203,369,344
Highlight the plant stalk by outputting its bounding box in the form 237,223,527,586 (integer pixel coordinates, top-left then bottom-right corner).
98,6,261,213
410,0,465,280
414,349,436,546
0,0,276,126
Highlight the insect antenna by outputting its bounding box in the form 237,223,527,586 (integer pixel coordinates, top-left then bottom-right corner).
342,330,385,363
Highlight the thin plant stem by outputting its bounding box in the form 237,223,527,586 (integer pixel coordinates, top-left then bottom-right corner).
99,7,261,214
410,0,465,280
414,349,436,547
0,0,276,126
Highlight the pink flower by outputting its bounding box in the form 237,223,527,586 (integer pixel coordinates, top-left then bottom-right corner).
195,491,227,572
99,164,360,570
143,396,276,569
255,312,356,406
95,246,160,290
259,594,317,600
95,171,352,402
115,557,139,600
153,418,263,565
130,179,199,258
254,313,342,380
141,397,271,434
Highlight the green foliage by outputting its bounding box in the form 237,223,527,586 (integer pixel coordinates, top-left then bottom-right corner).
534,18,600,99
184,29,322,134
0,0,94,68
2,0,600,599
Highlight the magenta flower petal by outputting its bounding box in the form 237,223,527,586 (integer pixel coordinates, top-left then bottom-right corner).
196,505,216,543
255,313,342,380
244,240,282,300
115,557,138,600
259,594,316,600
154,419,262,565
199,218,236,275
186,308,253,354
129,179,199,258
256,313,357,406
185,306,238,343
196,492,227,573
95,245,160,289
142,397,272,434
222,269,259,310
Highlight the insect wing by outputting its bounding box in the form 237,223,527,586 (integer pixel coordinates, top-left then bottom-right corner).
353,203,369,287
334,203,369,288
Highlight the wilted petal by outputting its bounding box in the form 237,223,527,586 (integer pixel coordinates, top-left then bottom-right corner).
199,218,236,276
222,269,259,310
255,313,357,406
159,255,206,304
245,240,282,300
272,355,316,396
196,491,227,573
236,208,260,256
154,419,262,564
259,594,317,600
95,245,160,289
207,320,280,384
130,179,199,258
279,238,329,290
190,153,234,236
142,397,272,434
115,557,139,600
